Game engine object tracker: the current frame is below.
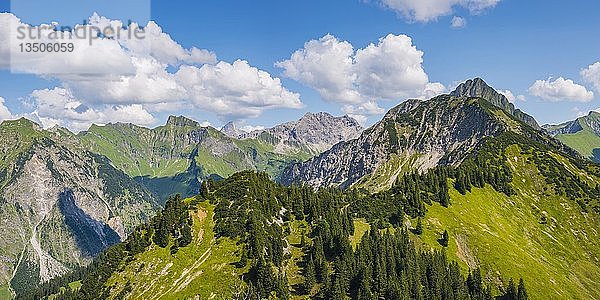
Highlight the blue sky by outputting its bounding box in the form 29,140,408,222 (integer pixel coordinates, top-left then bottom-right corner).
1,0,600,131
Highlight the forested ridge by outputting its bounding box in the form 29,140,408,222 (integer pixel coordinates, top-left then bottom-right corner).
24,155,532,299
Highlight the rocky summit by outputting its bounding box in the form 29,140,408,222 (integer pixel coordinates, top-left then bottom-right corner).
279,78,561,190
239,112,363,154
450,78,541,130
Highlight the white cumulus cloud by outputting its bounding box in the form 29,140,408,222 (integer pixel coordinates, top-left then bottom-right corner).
0,97,15,121
277,33,443,120
420,82,447,99
451,16,467,28
239,125,266,133
70,56,188,105
111,15,217,66
0,13,136,76
354,34,431,100
342,101,385,126
0,13,303,123
198,120,212,127
581,62,600,92
275,34,360,104
380,0,500,22
176,60,303,119
528,77,594,102
342,101,385,116
30,87,156,132
498,89,525,103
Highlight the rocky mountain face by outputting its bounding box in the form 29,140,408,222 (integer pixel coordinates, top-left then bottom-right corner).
220,121,245,139
280,79,541,190
451,78,541,130
0,119,158,295
544,111,600,162
78,116,310,200
228,112,363,155
545,111,600,136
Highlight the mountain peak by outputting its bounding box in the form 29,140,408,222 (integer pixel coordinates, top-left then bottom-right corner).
235,112,363,154
220,121,243,138
301,111,332,119
450,78,541,130
166,115,199,127
450,78,503,100
588,110,600,117
0,117,43,131
299,111,361,127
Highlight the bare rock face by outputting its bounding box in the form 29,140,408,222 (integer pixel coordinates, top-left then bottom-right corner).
279,78,539,189
0,119,158,294
238,112,363,155
451,78,541,130
220,121,244,139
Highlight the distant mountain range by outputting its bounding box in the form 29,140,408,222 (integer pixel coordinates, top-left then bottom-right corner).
78,113,362,200
544,111,600,162
221,112,363,154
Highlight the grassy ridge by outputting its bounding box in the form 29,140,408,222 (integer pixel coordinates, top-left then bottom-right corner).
0,118,47,169
105,200,245,299
415,145,600,299
79,123,197,178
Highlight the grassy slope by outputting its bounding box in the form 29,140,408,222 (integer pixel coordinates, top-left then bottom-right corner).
0,284,11,300
285,219,311,299
81,124,308,184
555,120,600,162
355,152,421,192
414,145,600,299
349,219,370,250
79,124,192,178
234,138,312,180
0,118,47,168
102,207,369,300
105,200,245,299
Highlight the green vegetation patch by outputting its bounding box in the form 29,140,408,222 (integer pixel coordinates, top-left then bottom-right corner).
417,145,600,299
105,201,245,299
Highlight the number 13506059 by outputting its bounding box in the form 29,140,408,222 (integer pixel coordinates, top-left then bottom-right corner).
19,42,74,53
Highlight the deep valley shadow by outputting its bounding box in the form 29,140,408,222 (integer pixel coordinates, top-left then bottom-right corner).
58,189,121,257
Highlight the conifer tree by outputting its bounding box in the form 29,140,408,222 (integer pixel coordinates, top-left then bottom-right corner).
415,217,423,235
517,278,528,300
506,278,517,300
440,230,449,247
303,257,316,293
